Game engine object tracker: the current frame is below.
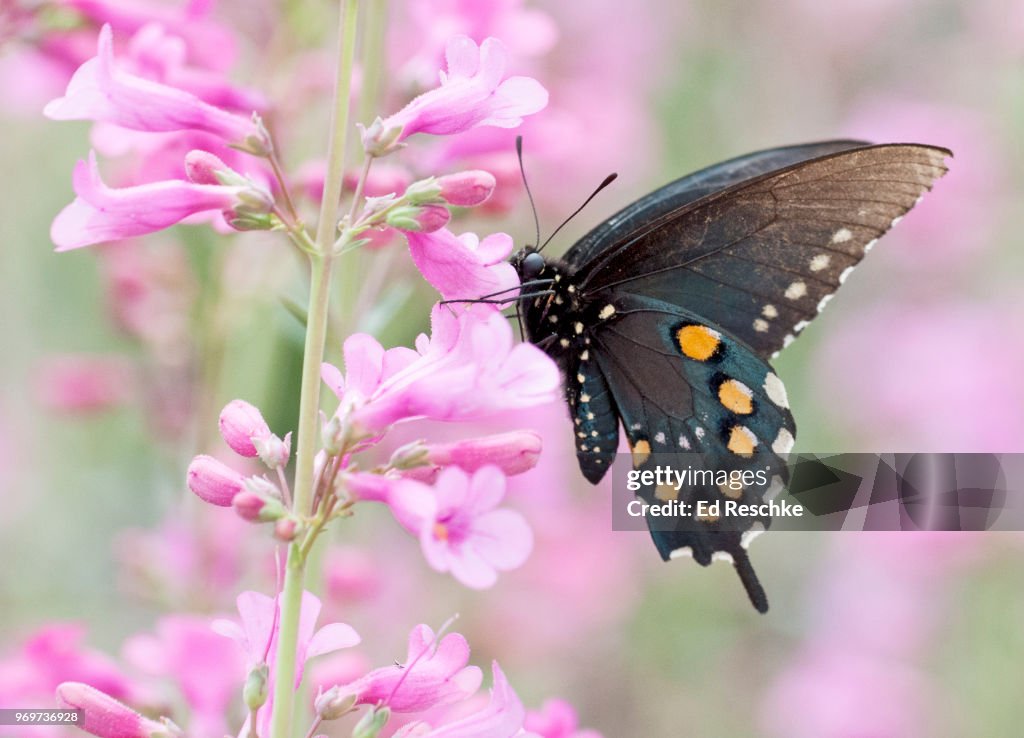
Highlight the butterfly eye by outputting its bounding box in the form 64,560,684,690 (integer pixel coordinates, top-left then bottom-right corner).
521,252,546,280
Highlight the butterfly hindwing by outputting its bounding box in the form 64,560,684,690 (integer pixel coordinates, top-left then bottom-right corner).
589,297,793,611
574,144,951,358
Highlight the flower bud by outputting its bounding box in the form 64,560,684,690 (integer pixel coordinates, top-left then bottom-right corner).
436,170,496,207
426,431,542,476
219,399,272,457
187,455,246,506
254,432,291,469
56,682,181,738
185,150,233,186
352,706,391,738
233,490,286,523
386,204,450,233
314,685,358,720
274,518,299,542
360,117,405,157
388,440,430,470
243,663,269,711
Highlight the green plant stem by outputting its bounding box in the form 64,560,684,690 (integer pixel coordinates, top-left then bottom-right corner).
269,3,359,738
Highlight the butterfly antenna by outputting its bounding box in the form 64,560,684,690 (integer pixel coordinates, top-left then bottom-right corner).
516,135,541,250
537,172,618,254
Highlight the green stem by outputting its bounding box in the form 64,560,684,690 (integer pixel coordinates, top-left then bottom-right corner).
269,3,359,738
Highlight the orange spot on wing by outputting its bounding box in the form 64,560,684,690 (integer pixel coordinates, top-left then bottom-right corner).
718,379,754,414
630,439,651,466
727,426,757,457
676,325,721,361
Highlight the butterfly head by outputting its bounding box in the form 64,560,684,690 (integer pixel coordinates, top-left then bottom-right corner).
512,248,547,281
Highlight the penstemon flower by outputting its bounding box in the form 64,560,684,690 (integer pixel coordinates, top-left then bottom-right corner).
31,4,608,738
45,25,265,149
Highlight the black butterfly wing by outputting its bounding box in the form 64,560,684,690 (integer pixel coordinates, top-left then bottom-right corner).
564,140,871,270
573,144,951,358
586,295,792,612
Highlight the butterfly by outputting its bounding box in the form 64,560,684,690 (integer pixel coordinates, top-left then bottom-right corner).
509,140,951,612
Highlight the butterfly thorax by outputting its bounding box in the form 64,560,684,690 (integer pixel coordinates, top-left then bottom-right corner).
513,251,621,374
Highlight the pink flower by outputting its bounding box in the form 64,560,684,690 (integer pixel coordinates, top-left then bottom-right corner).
389,466,532,588
51,151,266,250
44,25,260,145
436,170,497,206
35,354,134,413
406,228,520,301
60,0,239,72
121,616,245,738
56,682,177,738
214,591,360,685
186,455,246,506
219,399,272,457
425,431,542,476
333,624,482,713
373,36,547,143
524,700,603,738
324,304,559,434
392,662,528,737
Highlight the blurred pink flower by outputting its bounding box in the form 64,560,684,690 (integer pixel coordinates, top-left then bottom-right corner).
45,25,260,144
391,0,557,87
35,355,134,413
0,625,140,719
324,304,559,434
60,0,239,72
392,662,527,737
406,228,519,301
51,151,265,250
334,624,482,714
121,616,245,738
524,699,602,738
376,36,547,142
186,455,247,506
389,466,533,589
813,299,1024,451
123,23,265,113
56,682,175,738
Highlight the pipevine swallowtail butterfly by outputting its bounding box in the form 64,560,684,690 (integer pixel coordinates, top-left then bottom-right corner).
509,140,951,612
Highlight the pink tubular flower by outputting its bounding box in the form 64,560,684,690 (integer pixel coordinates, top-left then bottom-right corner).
44,25,260,145
323,304,559,434
333,624,482,713
374,35,547,143
425,431,542,476
389,204,453,233
56,682,178,738
392,663,528,737
219,399,272,457
51,151,266,250
389,466,533,589
186,455,246,506
406,228,520,301
437,170,497,207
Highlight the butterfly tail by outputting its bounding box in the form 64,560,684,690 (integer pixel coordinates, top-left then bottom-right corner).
732,547,769,614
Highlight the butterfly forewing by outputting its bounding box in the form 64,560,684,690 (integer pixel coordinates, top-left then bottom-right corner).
575,144,951,358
